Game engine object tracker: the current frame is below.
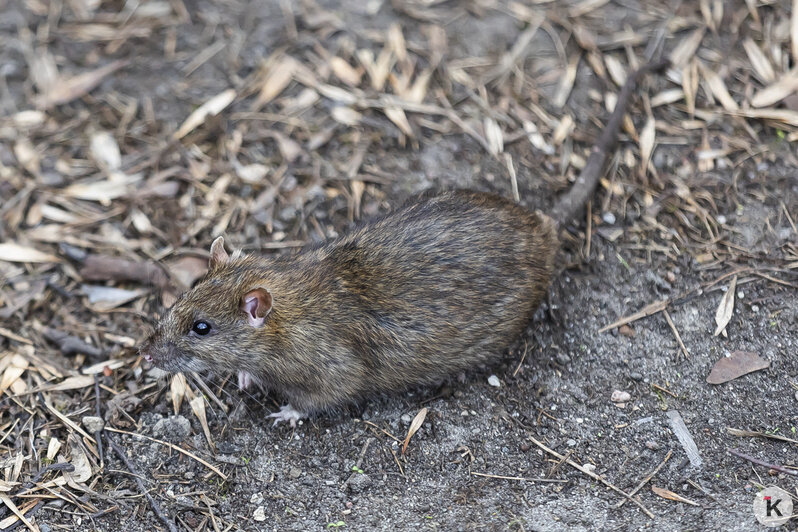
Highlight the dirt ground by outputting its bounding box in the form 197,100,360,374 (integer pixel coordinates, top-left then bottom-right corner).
1,0,797,531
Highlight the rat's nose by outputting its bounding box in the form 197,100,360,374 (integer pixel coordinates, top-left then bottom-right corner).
143,352,153,363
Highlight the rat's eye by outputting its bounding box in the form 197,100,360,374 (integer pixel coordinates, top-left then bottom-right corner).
191,320,212,336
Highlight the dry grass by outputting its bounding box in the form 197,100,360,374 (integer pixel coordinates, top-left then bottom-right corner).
0,0,797,529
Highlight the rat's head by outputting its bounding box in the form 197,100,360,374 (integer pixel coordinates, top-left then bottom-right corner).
140,237,274,375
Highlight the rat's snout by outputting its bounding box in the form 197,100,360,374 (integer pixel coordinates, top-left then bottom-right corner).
140,340,178,369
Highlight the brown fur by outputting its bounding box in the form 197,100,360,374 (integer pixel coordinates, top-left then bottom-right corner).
141,190,558,413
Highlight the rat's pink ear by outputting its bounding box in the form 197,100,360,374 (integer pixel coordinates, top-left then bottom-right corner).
209,236,229,269
241,287,272,327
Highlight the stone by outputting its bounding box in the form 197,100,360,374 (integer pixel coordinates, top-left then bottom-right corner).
152,415,191,442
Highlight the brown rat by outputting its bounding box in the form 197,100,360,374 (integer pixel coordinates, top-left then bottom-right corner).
141,59,668,426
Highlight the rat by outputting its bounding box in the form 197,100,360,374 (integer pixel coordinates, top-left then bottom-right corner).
141,59,669,426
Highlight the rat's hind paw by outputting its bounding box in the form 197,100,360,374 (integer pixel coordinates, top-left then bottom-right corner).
269,404,305,427
238,371,254,390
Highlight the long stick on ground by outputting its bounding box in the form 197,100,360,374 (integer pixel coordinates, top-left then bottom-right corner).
105,434,179,532
527,435,656,518
614,450,673,509
549,58,670,229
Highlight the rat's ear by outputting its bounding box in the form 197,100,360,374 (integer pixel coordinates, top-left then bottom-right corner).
209,236,229,269
241,287,272,327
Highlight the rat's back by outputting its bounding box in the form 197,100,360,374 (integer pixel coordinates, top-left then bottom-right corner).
299,190,558,395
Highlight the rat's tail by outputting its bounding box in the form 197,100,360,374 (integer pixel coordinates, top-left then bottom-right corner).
549,58,670,230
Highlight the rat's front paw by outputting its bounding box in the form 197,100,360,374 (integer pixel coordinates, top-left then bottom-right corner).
268,405,305,427
238,371,254,390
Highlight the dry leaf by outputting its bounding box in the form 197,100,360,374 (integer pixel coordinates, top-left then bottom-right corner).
404,68,432,104
12,110,46,128
331,106,362,126
707,350,770,384
330,57,362,87
742,38,775,83
62,173,142,202
604,55,627,87
0,494,34,532
401,407,428,455
255,56,296,107
388,23,407,62
651,486,700,506
553,54,580,107
0,355,28,394
81,358,129,375
699,63,739,111
384,106,414,137
735,107,798,127
47,437,62,461
552,114,574,146
13,139,40,177
751,69,798,108
82,285,146,311
171,373,187,414
713,275,736,336
167,256,208,290
483,117,504,156
89,131,121,171
190,396,214,452
66,434,93,482
793,0,798,65
638,116,656,178
0,242,59,263
35,375,95,393
670,27,706,68
36,60,126,109
651,89,685,107
174,89,236,139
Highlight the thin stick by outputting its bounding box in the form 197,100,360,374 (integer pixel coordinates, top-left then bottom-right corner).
663,310,690,358
93,375,104,468
614,450,672,509
728,449,798,477
550,58,670,228
599,298,669,333
651,383,677,398
105,434,178,532
527,435,655,518
585,200,592,258
513,341,529,378
105,427,228,480
0,494,36,532
471,472,567,483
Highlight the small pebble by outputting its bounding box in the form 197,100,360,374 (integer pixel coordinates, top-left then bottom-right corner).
487,375,501,388
618,325,635,338
253,506,266,521
81,416,104,433
555,352,571,365
602,212,616,224
348,473,372,493
582,463,596,473
520,442,530,452
717,215,727,224
611,390,631,403
401,414,412,423
289,467,302,479
567,439,577,447
152,415,191,443
250,492,263,504
645,440,660,450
